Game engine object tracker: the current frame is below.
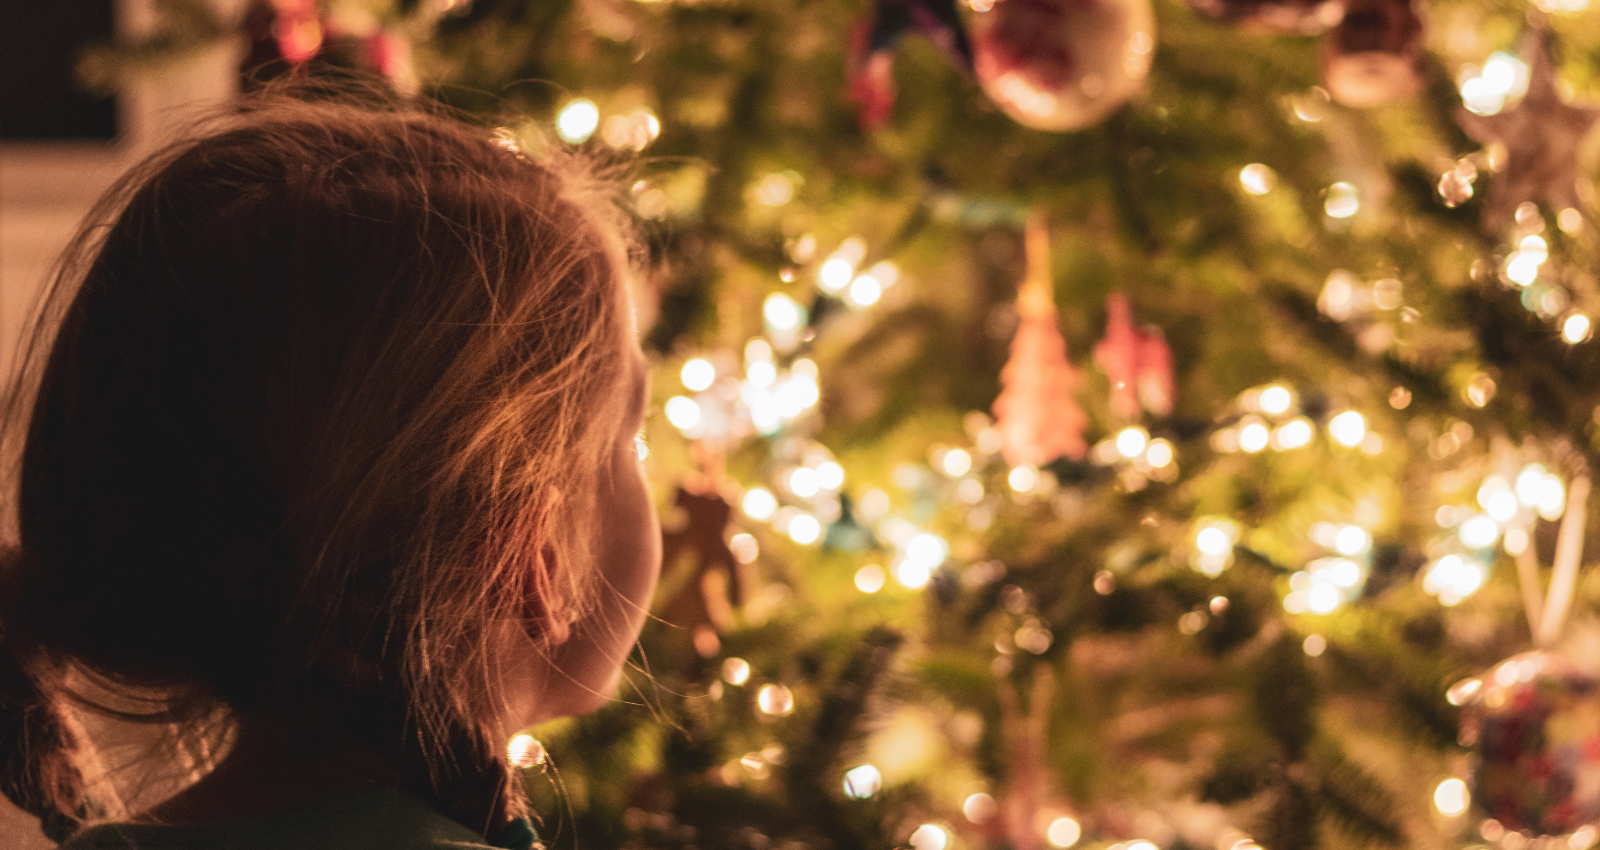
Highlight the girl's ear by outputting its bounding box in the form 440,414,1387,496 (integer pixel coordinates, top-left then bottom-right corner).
520,545,572,646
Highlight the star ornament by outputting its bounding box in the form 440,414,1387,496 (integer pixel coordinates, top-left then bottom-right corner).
1456,29,1600,234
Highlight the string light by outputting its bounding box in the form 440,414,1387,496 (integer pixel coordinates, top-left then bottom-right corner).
1458,514,1499,549
819,258,853,293
1433,778,1470,817
1238,417,1270,453
909,825,949,850
1563,313,1592,344
1115,426,1149,458
1327,411,1365,447
963,793,998,824
1324,182,1359,218
507,734,547,767
730,533,759,564
1009,465,1040,492
816,461,846,490
941,449,973,476
1239,164,1276,196
756,684,794,715
742,487,778,520
842,764,882,799
665,396,702,431
555,99,600,143
788,514,821,544
722,657,751,685
1459,52,1529,116
681,358,716,391
1144,438,1175,468
1258,385,1292,415
1045,817,1082,848
847,275,882,307
1423,554,1487,605
763,293,804,331
855,564,886,593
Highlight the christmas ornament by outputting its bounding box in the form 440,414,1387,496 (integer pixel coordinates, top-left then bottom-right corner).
850,0,975,130
992,216,1089,468
1319,0,1424,108
1459,652,1600,835
1457,29,1600,234
1188,0,1343,35
660,478,747,659
1093,294,1174,420
971,0,1156,132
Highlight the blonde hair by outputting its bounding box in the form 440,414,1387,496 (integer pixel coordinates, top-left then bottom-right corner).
0,85,637,841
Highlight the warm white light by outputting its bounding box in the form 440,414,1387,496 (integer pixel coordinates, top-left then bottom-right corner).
842,764,882,799
556,99,600,143
635,435,650,461
1196,526,1234,557
1325,182,1359,218
757,683,794,715
1259,385,1292,415
507,733,546,767
905,533,949,570
1324,558,1362,588
818,258,854,293
1446,677,1482,706
1506,252,1541,286
665,396,702,431
1538,474,1567,520
1239,420,1270,453
1333,525,1370,556
816,461,845,491
865,261,900,288
1046,817,1082,848
764,293,804,330
747,360,777,389
1517,464,1548,507
1459,514,1500,549
1009,465,1039,492
788,467,820,498
1486,489,1520,523
1145,439,1174,468
1307,583,1342,614
894,559,933,589
846,275,882,308
1303,634,1327,656
934,449,971,477
788,515,821,544
742,487,778,520
962,793,998,824
1271,418,1314,450
1564,313,1593,344
1328,411,1366,447
1434,778,1470,817
909,824,949,850
681,358,716,391
1115,426,1149,459
722,657,751,685
854,564,886,593
1424,554,1486,604
1239,164,1276,196
730,533,759,564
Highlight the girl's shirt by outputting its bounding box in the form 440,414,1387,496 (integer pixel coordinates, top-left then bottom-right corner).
58,785,496,850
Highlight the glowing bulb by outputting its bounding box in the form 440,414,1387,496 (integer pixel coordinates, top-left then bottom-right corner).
865,261,899,288
556,99,600,143
681,358,716,391
818,258,854,293
763,293,804,330
854,564,886,593
1238,420,1270,453
664,396,701,431
1046,817,1082,848
1144,438,1174,468
722,657,751,685
963,793,998,824
905,533,949,570
1239,164,1276,196
1325,182,1359,218
1259,385,1292,415
894,559,933,589
843,764,882,799
1333,525,1370,556
1459,514,1500,549
1115,426,1149,459
1538,474,1567,520
747,360,777,389
942,449,973,477
1446,677,1482,706
1517,464,1549,506
757,683,794,715
1303,634,1327,656
788,467,820,498
1328,411,1365,447
909,825,948,850
1307,582,1342,614
507,734,546,767
1434,778,1470,817
846,275,882,307
1271,418,1314,450
1564,313,1592,344
1506,252,1541,286
730,533,759,564
1486,489,1520,523
742,487,778,520
788,514,821,544
1009,465,1039,492
1196,527,1233,557
816,461,845,491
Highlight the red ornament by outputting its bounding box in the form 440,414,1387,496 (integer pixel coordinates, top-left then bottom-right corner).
992,217,1089,468
1319,0,1424,108
972,0,1155,132
1093,294,1173,420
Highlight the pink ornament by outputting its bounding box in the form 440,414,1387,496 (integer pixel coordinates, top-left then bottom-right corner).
972,0,1155,131
1093,294,1173,419
993,217,1089,467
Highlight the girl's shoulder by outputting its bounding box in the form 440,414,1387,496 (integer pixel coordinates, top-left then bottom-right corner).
59,785,499,850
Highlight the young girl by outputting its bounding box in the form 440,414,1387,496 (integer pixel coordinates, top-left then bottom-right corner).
0,90,662,849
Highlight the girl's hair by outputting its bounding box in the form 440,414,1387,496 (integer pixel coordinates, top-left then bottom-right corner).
0,85,637,842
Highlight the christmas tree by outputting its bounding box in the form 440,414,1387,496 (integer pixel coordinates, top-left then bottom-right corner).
90,0,1600,847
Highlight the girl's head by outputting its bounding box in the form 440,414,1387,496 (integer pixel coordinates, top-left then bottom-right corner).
0,90,660,840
